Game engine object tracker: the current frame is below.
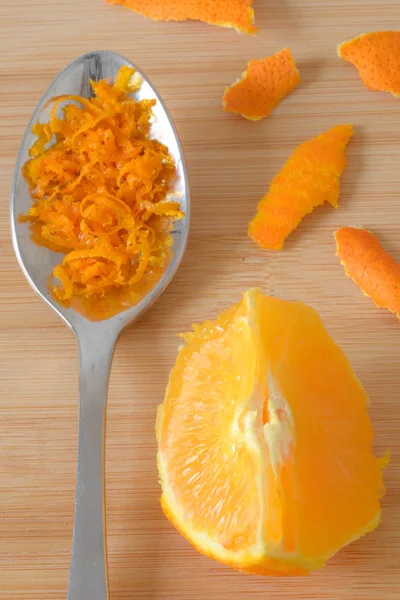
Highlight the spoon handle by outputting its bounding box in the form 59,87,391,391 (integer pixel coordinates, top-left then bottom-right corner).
67,328,117,600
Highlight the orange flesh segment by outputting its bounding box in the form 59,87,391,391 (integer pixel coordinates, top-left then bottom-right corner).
223,48,300,120
160,309,263,552
255,294,384,559
107,0,257,34
157,289,386,575
338,31,400,97
248,125,353,250
335,227,400,317
21,66,183,320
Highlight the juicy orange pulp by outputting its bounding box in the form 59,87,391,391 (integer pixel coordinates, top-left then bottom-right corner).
157,290,387,575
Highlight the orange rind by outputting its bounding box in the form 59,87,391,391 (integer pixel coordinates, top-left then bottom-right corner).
157,289,387,575
222,48,300,120
107,0,257,34
249,125,353,250
338,31,400,97
335,227,400,317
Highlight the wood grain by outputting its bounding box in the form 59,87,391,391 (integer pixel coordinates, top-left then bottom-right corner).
1,1,400,598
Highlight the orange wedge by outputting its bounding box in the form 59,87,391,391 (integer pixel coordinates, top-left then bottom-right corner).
249,125,353,250
107,0,257,34
338,31,400,97
223,48,300,120
335,226,400,317
157,289,387,575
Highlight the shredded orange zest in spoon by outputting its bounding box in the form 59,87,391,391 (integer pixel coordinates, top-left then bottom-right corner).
335,227,400,318
21,66,184,320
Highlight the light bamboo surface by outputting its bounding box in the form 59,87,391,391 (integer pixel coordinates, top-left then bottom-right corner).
1,1,400,598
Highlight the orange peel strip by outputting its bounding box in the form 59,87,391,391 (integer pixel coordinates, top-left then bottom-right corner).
338,31,400,97
335,226,400,317
106,0,257,34
248,125,354,250
223,48,300,120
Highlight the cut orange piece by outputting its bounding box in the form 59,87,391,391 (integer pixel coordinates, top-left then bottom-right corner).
222,48,300,120
248,125,353,250
157,289,386,575
338,31,400,97
107,0,257,34
335,226,400,317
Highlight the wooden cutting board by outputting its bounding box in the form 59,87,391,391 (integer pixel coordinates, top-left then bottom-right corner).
1,1,399,598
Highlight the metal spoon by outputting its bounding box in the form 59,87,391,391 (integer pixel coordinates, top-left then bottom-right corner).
10,51,190,600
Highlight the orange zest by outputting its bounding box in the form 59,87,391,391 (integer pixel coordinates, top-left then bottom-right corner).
248,125,353,250
21,66,184,320
338,31,400,97
157,289,387,575
335,227,400,317
223,48,300,120
107,0,257,35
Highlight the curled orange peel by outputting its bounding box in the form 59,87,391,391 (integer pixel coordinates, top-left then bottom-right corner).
248,125,353,250
107,0,257,34
223,48,300,120
335,227,400,317
338,31,400,97
157,289,388,575
21,65,184,320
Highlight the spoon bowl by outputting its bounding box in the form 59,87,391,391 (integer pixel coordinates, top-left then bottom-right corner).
11,51,190,600
11,50,190,331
